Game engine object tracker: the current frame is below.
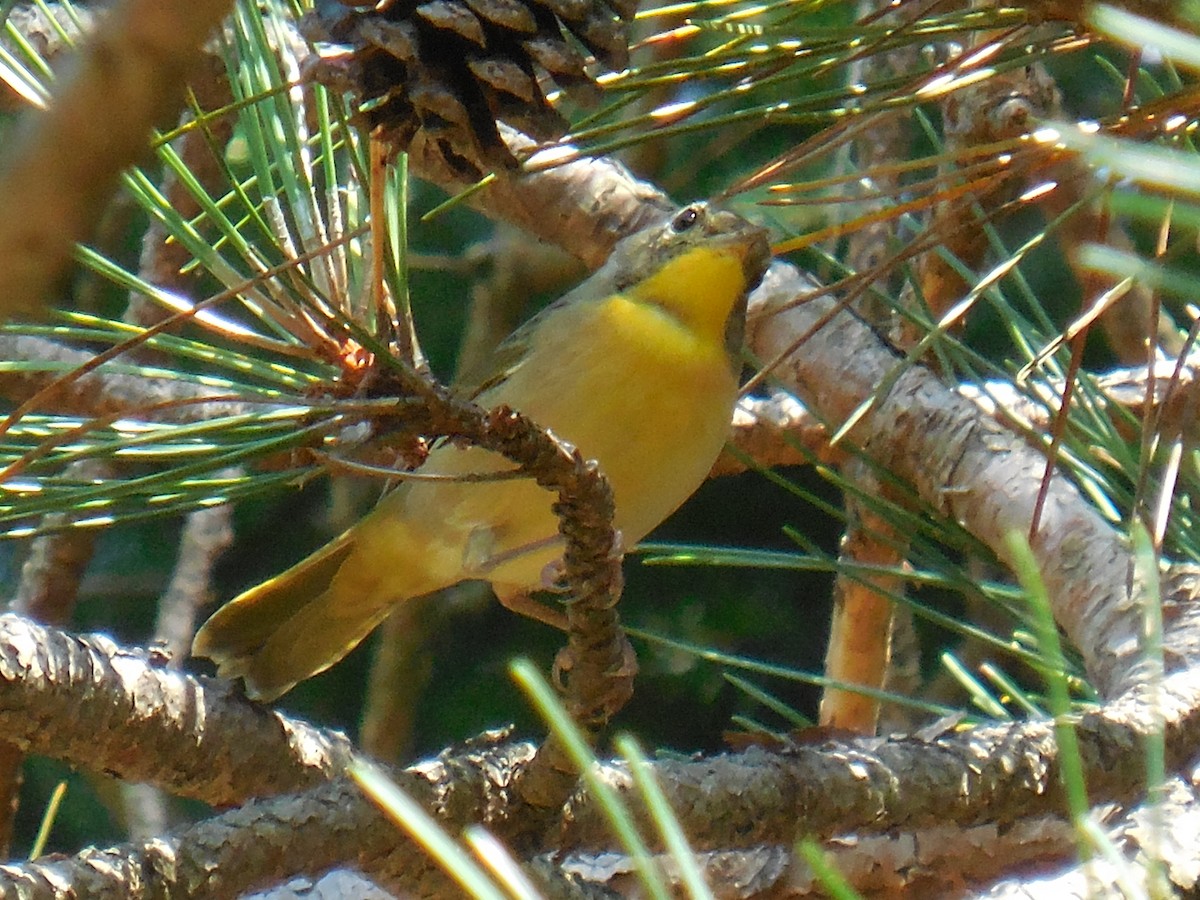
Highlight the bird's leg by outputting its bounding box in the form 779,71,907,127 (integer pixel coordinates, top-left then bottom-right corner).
491,528,624,631
493,584,568,630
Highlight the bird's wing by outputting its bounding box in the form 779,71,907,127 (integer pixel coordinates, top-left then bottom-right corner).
452,274,613,402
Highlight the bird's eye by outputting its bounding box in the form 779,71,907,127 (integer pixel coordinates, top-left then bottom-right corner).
672,206,700,232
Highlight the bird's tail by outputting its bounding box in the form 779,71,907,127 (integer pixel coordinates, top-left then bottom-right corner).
192,530,394,700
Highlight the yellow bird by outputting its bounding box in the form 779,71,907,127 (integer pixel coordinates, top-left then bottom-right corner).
192,203,770,700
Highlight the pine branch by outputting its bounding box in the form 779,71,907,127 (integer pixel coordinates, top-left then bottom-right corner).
2,4,1198,893
2,607,1200,894
557,815,1079,896
710,394,837,477
0,614,355,805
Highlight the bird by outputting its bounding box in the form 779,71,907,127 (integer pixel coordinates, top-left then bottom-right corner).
192,202,771,700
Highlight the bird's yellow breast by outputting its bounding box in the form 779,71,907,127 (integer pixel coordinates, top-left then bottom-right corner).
365,274,741,595
487,285,735,579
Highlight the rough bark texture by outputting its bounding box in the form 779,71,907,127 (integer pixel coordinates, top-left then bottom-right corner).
1,610,1200,895
0,615,356,806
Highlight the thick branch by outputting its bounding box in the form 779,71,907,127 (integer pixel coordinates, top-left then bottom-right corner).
410,126,673,270
974,771,1200,898
4,612,1200,897
723,355,1200,483
711,393,837,477
0,614,354,806
557,814,1078,897
0,765,530,899
560,641,1200,850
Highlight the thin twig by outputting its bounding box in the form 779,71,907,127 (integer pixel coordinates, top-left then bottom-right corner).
819,459,903,735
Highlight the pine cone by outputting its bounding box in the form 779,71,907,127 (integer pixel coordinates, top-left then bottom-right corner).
305,0,636,178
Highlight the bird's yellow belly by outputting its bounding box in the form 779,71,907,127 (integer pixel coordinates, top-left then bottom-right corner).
361,296,739,596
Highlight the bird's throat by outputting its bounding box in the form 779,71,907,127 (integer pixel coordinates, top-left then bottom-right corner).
626,245,748,349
